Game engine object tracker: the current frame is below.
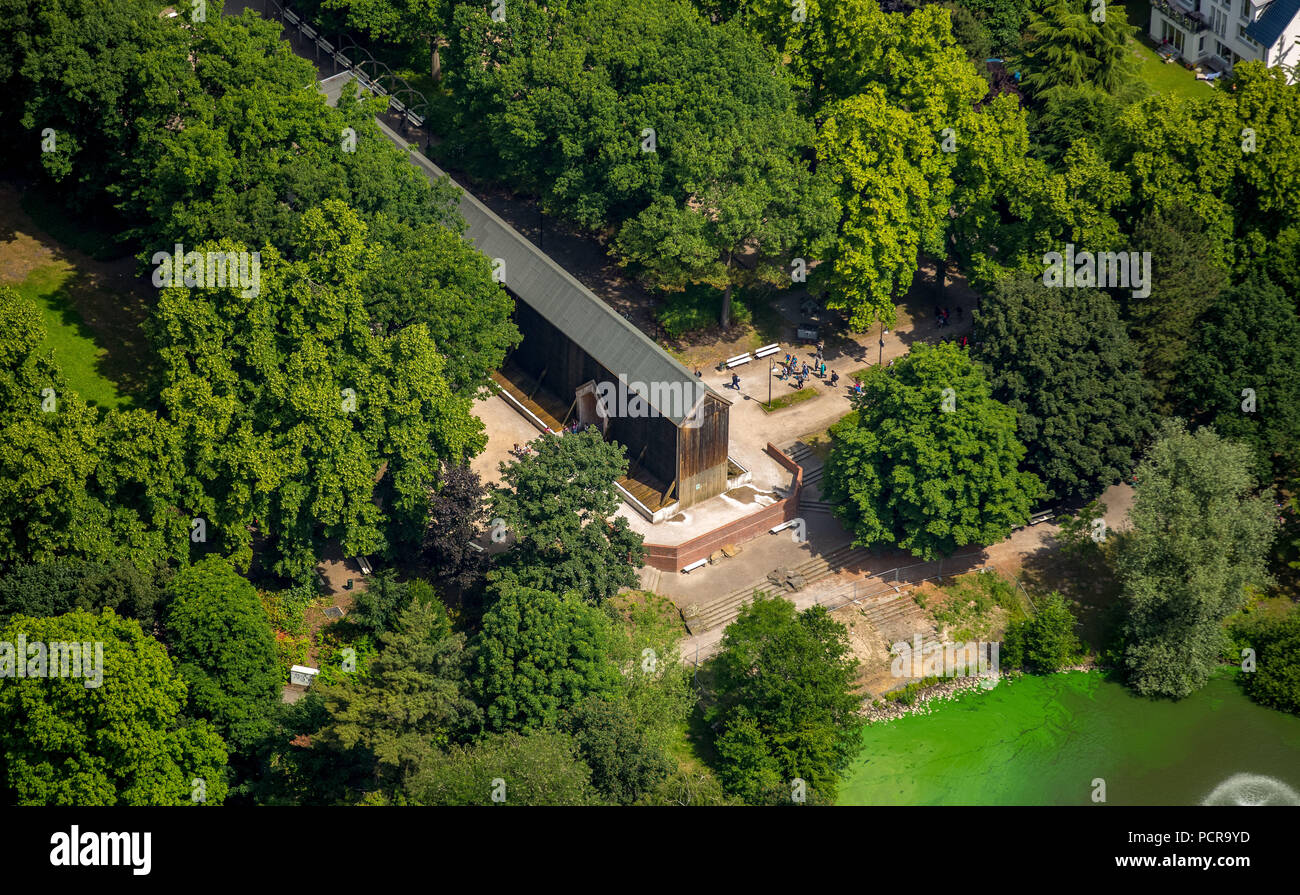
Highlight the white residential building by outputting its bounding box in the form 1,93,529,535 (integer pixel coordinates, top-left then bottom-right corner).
1148,0,1300,81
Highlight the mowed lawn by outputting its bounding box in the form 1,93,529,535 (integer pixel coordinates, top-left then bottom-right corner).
15,262,129,410
1128,39,1216,100
1,183,155,410
1122,0,1217,101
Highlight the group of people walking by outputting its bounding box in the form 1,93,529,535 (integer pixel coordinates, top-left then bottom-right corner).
776,342,833,390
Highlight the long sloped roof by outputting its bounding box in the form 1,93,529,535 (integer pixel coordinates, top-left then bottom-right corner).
321,73,720,427
1246,0,1300,47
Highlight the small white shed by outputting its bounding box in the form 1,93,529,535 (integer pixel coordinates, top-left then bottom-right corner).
289,665,320,688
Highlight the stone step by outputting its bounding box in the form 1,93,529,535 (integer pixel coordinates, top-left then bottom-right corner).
685,544,869,632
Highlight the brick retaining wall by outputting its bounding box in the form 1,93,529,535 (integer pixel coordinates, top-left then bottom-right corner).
643,443,803,573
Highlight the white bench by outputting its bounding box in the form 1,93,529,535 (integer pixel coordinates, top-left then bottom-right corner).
355,555,373,576
754,344,781,359
724,353,752,368
769,520,798,534
681,558,709,573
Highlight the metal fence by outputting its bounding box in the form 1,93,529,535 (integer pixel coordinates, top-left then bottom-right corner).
256,0,432,131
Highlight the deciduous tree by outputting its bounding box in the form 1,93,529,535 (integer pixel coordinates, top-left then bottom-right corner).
974,276,1152,500
707,597,862,804
1118,421,1277,699
823,342,1044,559
0,609,228,805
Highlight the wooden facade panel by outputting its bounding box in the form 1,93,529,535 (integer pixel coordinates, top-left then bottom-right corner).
676,394,728,509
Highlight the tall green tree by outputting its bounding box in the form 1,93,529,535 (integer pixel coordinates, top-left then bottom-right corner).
473,584,620,733
824,342,1044,559
0,609,228,805
1176,271,1300,488
974,276,1152,500
163,556,281,755
1020,0,1138,100
707,597,862,804
313,598,478,799
564,696,674,805
566,593,696,804
1118,421,1277,699
1127,203,1228,410
489,428,644,602
814,88,954,329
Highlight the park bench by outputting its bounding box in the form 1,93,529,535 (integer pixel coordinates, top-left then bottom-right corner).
681,558,709,573
754,344,780,359
724,353,752,368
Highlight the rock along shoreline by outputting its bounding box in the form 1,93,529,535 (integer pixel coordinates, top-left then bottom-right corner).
863,662,1098,724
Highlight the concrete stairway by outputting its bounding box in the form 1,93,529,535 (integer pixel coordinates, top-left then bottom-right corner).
858,592,937,643
784,440,825,487
682,542,869,633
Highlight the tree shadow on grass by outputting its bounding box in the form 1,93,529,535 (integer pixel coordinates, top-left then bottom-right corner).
37,267,158,409
0,181,157,410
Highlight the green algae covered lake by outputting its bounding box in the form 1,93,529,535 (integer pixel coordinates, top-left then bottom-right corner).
839,671,1300,805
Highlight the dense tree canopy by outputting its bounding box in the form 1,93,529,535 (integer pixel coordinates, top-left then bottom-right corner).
1176,271,1300,488
0,5,516,583
824,342,1044,559
163,557,282,754
1019,0,1138,100
473,584,620,733
1118,422,1277,699
974,276,1152,500
489,428,643,602
707,597,862,804
1126,204,1228,410
447,0,832,325
313,598,477,799
148,203,484,580
0,609,228,805
0,559,164,627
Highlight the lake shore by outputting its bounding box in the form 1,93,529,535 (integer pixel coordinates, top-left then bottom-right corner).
862,661,1099,724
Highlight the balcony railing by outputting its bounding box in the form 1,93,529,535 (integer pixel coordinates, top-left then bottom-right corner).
1153,0,1211,33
